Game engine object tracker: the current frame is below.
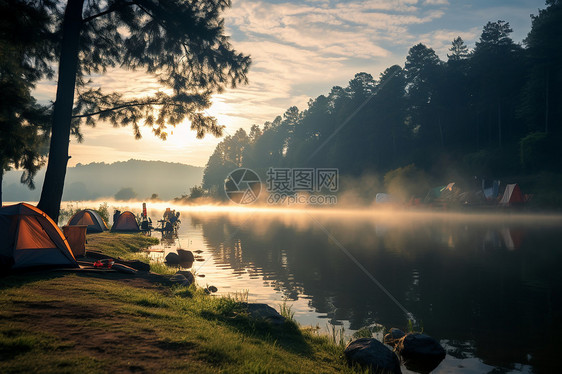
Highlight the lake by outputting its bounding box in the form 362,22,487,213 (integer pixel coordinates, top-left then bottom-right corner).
144,206,562,373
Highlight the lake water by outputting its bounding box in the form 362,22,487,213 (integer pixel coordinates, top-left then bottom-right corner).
142,206,562,373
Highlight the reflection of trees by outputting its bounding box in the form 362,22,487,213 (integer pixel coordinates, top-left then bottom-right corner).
190,212,561,373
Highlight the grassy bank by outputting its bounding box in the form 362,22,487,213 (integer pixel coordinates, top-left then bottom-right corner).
0,233,357,373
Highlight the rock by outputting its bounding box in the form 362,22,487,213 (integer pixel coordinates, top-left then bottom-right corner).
207,285,218,293
165,252,180,264
384,328,406,347
175,270,194,286
244,303,285,325
177,249,195,262
344,338,401,374
169,273,193,287
396,333,446,373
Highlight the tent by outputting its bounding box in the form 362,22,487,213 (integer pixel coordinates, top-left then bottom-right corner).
482,180,501,200
0,203,78,270
499,184,524,206
111,211,140,232
375,193,399,204
67,209,108,233
424,186,446,203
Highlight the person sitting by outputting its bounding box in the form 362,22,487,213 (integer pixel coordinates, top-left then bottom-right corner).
113,210,121,225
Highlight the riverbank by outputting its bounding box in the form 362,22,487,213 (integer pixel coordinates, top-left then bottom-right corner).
0,233,358,373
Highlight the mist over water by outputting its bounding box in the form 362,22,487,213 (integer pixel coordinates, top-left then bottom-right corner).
46,200,562,373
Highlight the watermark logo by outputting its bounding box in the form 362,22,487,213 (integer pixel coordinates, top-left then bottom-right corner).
225,167,338,205
266,167,338,206
266,168,339,193
224,168,262,204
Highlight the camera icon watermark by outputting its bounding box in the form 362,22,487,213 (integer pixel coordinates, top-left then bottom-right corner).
225,167,338,206
224,168,262,204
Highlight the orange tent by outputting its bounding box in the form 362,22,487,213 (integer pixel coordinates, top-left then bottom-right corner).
0,203,78,270
111,211,140,232
68,209,108,233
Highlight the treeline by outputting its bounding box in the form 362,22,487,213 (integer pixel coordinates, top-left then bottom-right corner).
203,2,562,197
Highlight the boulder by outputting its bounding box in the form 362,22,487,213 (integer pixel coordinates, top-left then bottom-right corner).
169,273,194,287
175,270,194,286
344,338,401,374
177,249,195,262
165,252,181,264
244,303,285,325
384,328,406,347
396,333,446,373
179,261,193,269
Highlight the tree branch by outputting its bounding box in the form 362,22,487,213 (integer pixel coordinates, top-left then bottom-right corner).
82,1,135,23
71,100,161,118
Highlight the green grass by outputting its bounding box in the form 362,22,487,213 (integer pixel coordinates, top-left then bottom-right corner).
85,232,177,275
0,234,361,373
85,231,159,258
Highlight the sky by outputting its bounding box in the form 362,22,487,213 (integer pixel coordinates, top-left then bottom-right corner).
34,0,546,168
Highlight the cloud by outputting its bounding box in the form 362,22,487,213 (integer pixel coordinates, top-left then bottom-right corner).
226,1,445,56
423,0,449,5
33,0,538,168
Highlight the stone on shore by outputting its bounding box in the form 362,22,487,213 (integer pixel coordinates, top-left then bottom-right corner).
165,252,181,264
169,273,194,287
175,270,195,286
344,338,401,373
384,327,406,347
177,249,195,262
244,303,285,325
395,333,446,373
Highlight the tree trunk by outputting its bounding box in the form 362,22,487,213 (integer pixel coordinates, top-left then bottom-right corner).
37,0,84,221
438,113,444,148
0,169,3,207
497,100,502,148
545,68,549,134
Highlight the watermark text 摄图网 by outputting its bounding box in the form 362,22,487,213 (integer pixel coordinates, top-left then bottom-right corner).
265,167,338,206
224,167,339,205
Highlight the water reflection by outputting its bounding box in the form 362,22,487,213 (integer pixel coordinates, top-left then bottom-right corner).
182,210,561,373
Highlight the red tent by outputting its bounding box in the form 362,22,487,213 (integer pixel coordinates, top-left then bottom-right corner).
499,184,524,206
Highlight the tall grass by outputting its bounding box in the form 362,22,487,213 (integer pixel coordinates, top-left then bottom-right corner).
279,299,295,322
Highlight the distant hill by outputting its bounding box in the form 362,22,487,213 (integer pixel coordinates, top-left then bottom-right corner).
3,159,204,202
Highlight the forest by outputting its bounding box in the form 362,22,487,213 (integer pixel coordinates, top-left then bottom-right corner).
202,1,562,205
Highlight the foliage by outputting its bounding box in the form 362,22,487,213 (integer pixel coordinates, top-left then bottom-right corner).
114,187,137,201
95,202,110,223
58,202,80,225
384,164,431,201
189,185,206,199
201,4,560,195
69,0,251,139
0,0,54,203
521,1,562,134
519,132,559,171
29,0,250,220
279,300,295,322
